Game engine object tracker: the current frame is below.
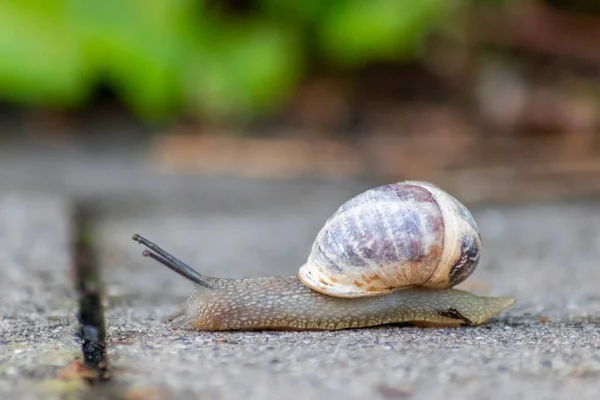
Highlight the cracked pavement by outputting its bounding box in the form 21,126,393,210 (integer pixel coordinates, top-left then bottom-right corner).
1,142,599,399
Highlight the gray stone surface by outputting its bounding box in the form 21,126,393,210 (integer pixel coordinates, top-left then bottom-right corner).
0,195,84,400
98,186,600,400
1,144,600,399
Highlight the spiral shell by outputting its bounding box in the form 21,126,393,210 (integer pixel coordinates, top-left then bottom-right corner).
297,181,481,298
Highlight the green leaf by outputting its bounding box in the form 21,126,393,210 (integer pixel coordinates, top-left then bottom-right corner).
66,0,195,120
0,2,90,106
257,0,330,24
318,0,449,67
184,20,304,121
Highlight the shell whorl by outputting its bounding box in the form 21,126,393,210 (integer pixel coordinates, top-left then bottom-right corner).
416,181,482,288
297,181,481,298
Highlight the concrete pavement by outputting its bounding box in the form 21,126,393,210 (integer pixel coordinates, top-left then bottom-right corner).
0,143,599,399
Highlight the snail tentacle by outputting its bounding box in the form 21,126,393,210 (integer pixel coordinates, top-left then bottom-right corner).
133,234,217,290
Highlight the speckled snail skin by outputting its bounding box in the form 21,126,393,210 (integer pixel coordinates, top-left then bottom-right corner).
132,181,515,331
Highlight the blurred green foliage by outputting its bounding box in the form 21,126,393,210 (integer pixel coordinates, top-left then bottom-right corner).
0,0,458,122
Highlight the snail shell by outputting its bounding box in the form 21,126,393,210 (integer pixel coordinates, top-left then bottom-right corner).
298,181,481,298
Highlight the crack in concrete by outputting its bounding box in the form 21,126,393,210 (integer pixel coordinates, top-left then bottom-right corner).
72,202,111,383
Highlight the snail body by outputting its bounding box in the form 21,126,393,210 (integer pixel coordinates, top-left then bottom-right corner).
168,277,512,330
133,181,514,331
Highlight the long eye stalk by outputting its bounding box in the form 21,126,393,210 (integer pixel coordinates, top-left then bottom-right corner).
132,234,214,290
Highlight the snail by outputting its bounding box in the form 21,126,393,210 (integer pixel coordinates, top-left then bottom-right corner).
132,181,515,331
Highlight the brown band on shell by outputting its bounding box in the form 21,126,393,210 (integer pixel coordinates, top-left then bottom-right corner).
447,233,480,287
